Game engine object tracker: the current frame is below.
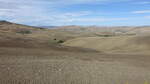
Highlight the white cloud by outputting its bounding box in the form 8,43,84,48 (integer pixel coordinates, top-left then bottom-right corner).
132,10,150,14
0,0,131,25
4,8,92,25
0,0,131,8
71,17,128,22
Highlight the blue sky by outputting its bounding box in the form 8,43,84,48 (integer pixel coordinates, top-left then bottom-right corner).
0,0,150,26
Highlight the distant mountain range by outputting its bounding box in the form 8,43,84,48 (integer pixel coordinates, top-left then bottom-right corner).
38,26,58,29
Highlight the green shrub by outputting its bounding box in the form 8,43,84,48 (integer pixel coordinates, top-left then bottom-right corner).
17,30,32,34
103,35,112,37
49,39,64,45
95,34,113,37
57,40,64,43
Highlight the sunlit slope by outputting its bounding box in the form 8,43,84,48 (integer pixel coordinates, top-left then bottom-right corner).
63,35,150,54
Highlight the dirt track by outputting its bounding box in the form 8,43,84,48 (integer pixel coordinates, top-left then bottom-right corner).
0,47,150,84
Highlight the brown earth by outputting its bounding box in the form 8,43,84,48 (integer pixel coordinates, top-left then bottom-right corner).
0,21,150,84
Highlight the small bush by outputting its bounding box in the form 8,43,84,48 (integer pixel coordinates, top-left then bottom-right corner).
49,39,64,45
103,35,112,37
17,30,32,34
57,40,64,43
38,28,46,30
96,34,113,37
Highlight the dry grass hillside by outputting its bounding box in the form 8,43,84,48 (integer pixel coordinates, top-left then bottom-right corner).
55,25,150,35
0,21,150,84
1,21,149,49
0,21,81,48
63,35,150,54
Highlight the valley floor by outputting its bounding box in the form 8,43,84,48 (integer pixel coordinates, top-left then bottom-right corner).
0,47,150,84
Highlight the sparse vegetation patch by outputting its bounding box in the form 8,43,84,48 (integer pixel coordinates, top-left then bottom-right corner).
57,40,64,43
95,34,114,37
16,29,32,34
49,38,65,45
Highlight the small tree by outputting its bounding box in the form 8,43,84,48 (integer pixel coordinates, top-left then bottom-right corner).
57,40,64,43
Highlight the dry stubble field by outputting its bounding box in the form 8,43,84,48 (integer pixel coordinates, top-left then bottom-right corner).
0,47,150,84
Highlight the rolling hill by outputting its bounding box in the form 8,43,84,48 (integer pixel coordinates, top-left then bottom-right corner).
1,20,150,53
63,35,150,54
1,21,150,84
